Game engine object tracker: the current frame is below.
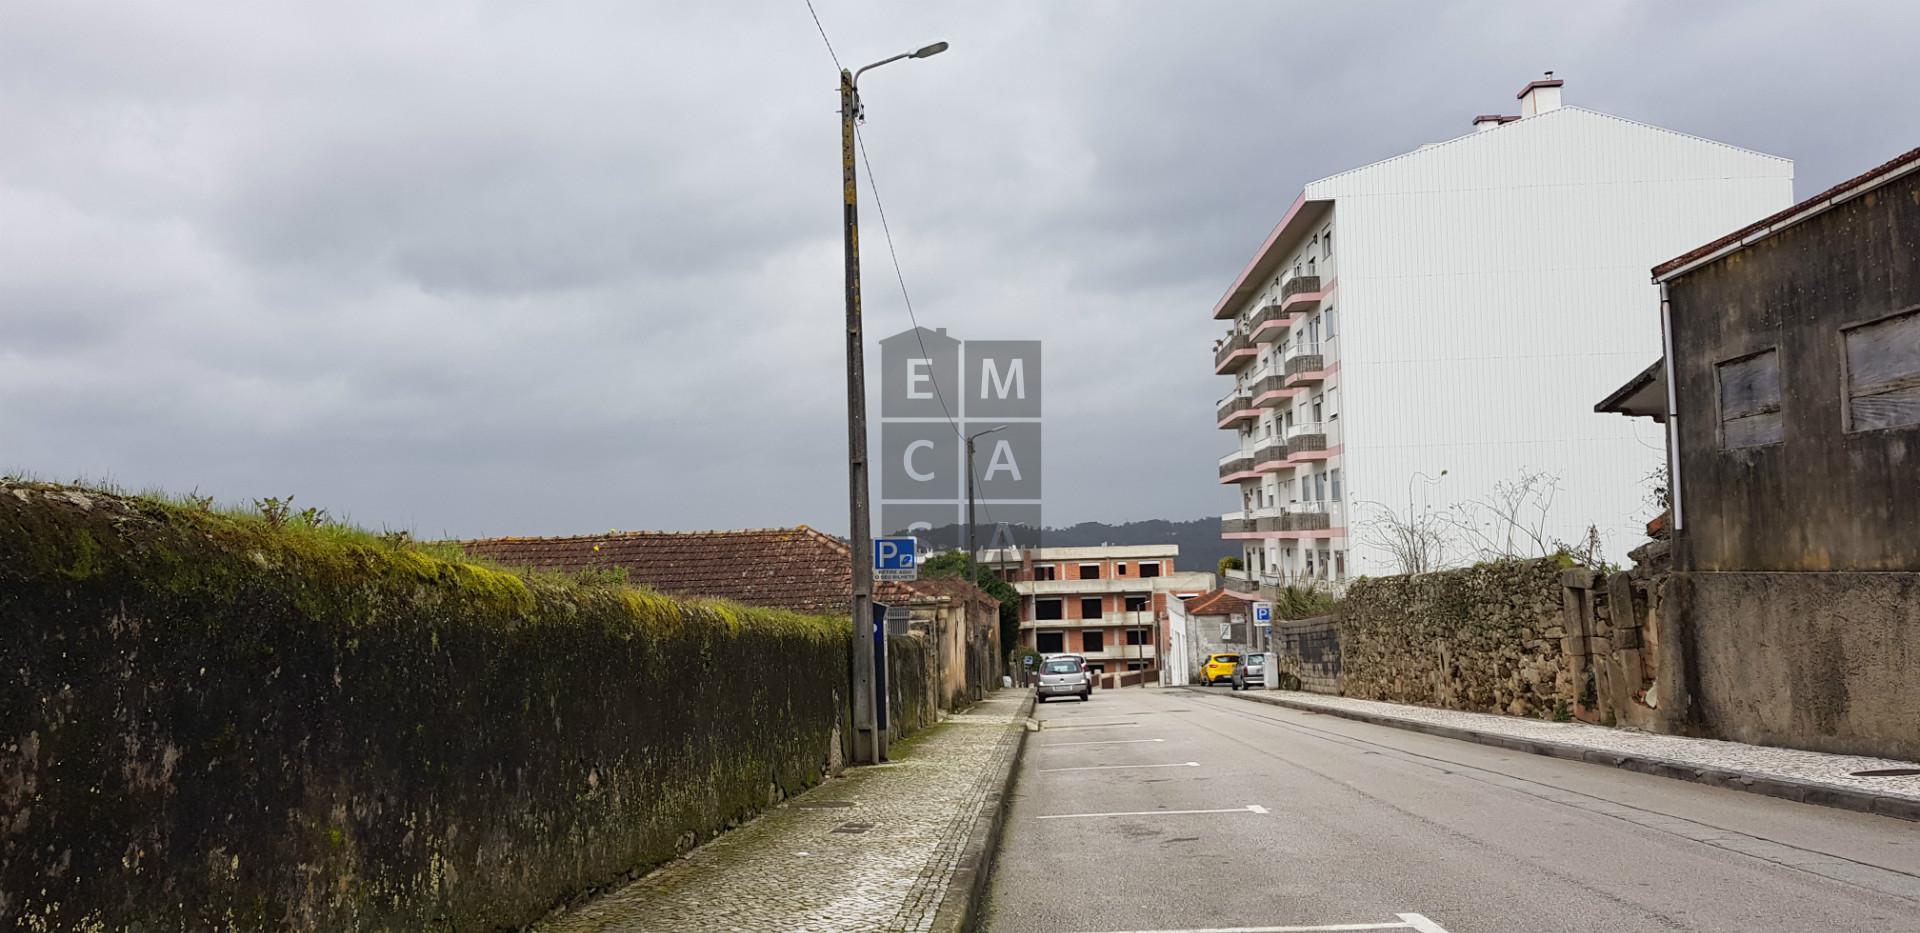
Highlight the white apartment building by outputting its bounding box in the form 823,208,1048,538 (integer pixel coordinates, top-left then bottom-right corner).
1211,77,1794,592
978,545,1212,676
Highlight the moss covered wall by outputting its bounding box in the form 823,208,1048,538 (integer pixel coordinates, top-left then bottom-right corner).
1339,559,1573,717
0,484,860,932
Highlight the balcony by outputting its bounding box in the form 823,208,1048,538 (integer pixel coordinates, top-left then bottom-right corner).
1248,370,1297,408
1220,510,1252,535
1213,330,1257,374
1286,421,1329,459
1215,389,1257,428
1253,436,1289,471
1252,506,1284,533
1248,301,1290,344
1280,274,1325,313
1217,450,1254,482
1284,342,1328,386
1282,500,1333,532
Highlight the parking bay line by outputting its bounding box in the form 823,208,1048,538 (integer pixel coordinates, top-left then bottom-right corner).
1061,914,1450,933
1037,804,1269,820
1038,761,1200,773
1041,721,1141,730
1041,737,1166,748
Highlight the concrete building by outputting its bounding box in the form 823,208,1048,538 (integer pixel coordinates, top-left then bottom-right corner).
980,545,1212,677
1161,588,1251,687
1599,146,1920,761
1209,76,1795,597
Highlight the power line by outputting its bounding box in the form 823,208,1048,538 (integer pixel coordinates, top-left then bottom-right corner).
802,0,841,71
855,127,963,439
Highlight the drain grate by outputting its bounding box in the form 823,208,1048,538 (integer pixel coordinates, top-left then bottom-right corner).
1850,768,1920,777
793,800,858,809
830,821,875,834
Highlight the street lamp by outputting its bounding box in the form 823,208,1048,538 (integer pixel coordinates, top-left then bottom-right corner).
839,40,948,767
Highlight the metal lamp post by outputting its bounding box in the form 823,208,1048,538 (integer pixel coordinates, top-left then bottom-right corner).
841,40,948,766
965,424,1009,700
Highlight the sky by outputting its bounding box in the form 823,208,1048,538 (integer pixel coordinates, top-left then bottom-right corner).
3,1,1916,539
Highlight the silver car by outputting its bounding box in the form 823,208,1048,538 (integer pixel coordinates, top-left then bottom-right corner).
1231,652,1267,690
1036,656,1091,703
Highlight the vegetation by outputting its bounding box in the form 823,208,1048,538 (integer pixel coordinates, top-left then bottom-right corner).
1217,555,1243,576
920,549,1023,656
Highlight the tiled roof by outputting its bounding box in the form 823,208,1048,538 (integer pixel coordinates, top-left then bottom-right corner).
1653,145,1920,279
1183,588,1250,617
456,526,994,617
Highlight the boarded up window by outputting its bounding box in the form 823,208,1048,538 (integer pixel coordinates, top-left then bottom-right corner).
1844,307,1920,431
1717,349,1783,449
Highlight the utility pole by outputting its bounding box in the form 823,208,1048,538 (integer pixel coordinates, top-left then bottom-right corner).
966,424,1008,700
839,41,948,767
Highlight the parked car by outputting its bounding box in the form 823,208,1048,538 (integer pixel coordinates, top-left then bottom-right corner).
1199,653,1241,686
1231,653,1266,690
1036,656,1092,703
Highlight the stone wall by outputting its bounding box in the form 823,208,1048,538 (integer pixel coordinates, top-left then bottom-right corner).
1269,615,1341,694
0,483,933,932
1339,559,1573,717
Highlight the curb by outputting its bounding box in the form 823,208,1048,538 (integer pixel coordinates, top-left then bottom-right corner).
1204,687,1920,823
928,690,1036,933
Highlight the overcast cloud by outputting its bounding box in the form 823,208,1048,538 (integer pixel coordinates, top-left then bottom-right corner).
3,1,1916,538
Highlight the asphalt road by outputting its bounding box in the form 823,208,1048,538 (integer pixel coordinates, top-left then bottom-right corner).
983,685,1920,933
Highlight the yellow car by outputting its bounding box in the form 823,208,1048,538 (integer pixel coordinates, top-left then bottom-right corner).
1200,653,1241,686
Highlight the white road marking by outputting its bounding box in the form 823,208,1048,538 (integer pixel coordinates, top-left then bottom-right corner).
1037,761,1201,773
1037,804,1269,820
1062,917,1450,933
1043,737,1166,748
1043,721,1142,730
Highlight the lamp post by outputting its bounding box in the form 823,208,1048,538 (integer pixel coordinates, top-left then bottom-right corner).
965,424,1009,700
841,41,948,766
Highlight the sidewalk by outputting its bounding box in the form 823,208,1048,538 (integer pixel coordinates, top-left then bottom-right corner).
535,690,1033,933
1209,688,1920,820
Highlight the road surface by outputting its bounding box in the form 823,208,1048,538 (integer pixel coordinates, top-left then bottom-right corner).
984,685,1920,933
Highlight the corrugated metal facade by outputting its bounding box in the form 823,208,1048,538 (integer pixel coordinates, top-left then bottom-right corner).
1315,107,1794,575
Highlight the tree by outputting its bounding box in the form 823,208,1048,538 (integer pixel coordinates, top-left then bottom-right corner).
920,550,1022,658
1356,500,1452,576
1443,468,1564,561
1217,555,1243,576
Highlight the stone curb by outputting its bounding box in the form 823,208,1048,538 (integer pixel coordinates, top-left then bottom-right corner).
927,691,1036,933
1205,687,1920,823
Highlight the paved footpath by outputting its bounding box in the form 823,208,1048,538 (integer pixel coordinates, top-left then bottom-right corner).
1213,687,1920,818
536,690,1031,933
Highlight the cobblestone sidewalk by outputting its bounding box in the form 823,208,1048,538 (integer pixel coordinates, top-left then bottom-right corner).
535,691,1030,933
1215,688,1920,814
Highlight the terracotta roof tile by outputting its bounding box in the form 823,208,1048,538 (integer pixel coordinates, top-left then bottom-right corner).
1183,588,1251,617
456,526,993,617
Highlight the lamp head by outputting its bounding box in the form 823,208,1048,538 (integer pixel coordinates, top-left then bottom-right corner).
912,41,949,58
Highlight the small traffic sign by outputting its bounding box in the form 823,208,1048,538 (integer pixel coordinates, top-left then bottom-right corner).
874,536,918,581
1252,601,1273,626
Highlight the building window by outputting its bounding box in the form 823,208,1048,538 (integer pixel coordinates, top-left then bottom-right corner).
1717,348,1784,449
1334,550,1347,580
1080,597,1103,619
1082,630,1105,653
1324,307,1337,341
1139,562,1161,578
1124,595,1149,612
1317,549,1332,578
1126,661,1146,671
1033,564,1056,581
1078,562,1101,580
1125,627,1150,646
1323,226,1333,258
1331,468,1343,502
1843,306,1920,432
1036,630,1064,654
1116,562,1129,576
1035,598,1064,621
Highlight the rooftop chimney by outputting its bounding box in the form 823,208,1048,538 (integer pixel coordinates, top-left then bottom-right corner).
1517,71,1563,117
1471,114,1517,133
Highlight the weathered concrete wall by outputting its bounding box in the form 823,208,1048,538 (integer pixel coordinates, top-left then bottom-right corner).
1665,571,1920,762
1270,615,1341,694
0,484,871,932
1666,167,1920,573
1340,560,1574,717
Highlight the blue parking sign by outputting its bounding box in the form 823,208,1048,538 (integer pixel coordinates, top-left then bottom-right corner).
874,536,918,581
